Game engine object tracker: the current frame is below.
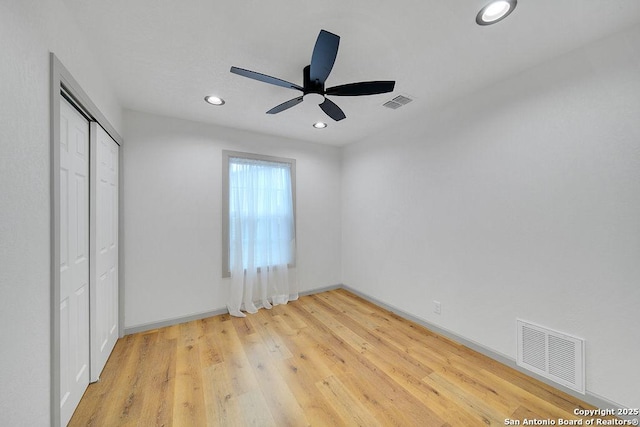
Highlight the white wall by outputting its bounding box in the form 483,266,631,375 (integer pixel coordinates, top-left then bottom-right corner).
342,25,640,408
123,110,342,329
0,1,122,425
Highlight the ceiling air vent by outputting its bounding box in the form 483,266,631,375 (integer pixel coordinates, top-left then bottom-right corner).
517,319,585,394
383,94,413,109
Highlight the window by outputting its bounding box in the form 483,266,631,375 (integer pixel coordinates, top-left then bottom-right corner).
222,151,296,277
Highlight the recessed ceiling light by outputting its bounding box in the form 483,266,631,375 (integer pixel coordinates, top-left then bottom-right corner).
204,95,225,105
476,0,516,25
313,122,327,129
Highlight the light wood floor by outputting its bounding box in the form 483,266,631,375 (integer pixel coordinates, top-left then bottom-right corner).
70,289,612,426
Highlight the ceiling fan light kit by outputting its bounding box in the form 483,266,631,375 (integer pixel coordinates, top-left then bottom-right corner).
230,29,396,122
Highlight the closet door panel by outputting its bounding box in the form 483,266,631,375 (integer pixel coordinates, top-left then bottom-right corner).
59,97,90,426
90,123,119,382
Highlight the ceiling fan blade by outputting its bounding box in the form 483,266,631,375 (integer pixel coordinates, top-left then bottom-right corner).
309,30,340,84
266,96,304,114
230,66,303,91
326,81,396,96
319,98,346,121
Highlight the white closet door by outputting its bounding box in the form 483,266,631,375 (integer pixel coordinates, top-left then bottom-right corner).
59,97,90,426
90,124,119,381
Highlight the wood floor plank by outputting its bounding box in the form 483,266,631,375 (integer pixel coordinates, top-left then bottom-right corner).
234,389,278,426
115,332,159,423
202,363,245,427
424,371,508,426
198,317,224,367
316,375,383,427
249,310,294,360
277,366,343,426
138,333,176,426
232,319,309,426
272,341,343,426
301,298,375,355
211,315,258,397
70,289,617,426
172,321,206,426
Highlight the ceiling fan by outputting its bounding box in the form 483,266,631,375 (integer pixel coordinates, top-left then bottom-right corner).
230,29,396,122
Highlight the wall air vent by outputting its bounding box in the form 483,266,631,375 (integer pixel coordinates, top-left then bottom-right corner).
383,94,413,109
516,319,585,394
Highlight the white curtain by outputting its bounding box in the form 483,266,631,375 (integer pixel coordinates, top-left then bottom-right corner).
227,157,297,317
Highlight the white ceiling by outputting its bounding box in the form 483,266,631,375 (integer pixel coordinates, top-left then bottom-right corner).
62,0,640,146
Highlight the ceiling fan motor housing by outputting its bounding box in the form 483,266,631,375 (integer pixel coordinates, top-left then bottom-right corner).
303,65,324,95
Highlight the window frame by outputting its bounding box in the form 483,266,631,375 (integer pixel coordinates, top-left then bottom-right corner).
221,150,297,278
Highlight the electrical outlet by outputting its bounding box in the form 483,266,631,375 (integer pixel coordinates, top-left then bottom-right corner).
434,300,441,315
